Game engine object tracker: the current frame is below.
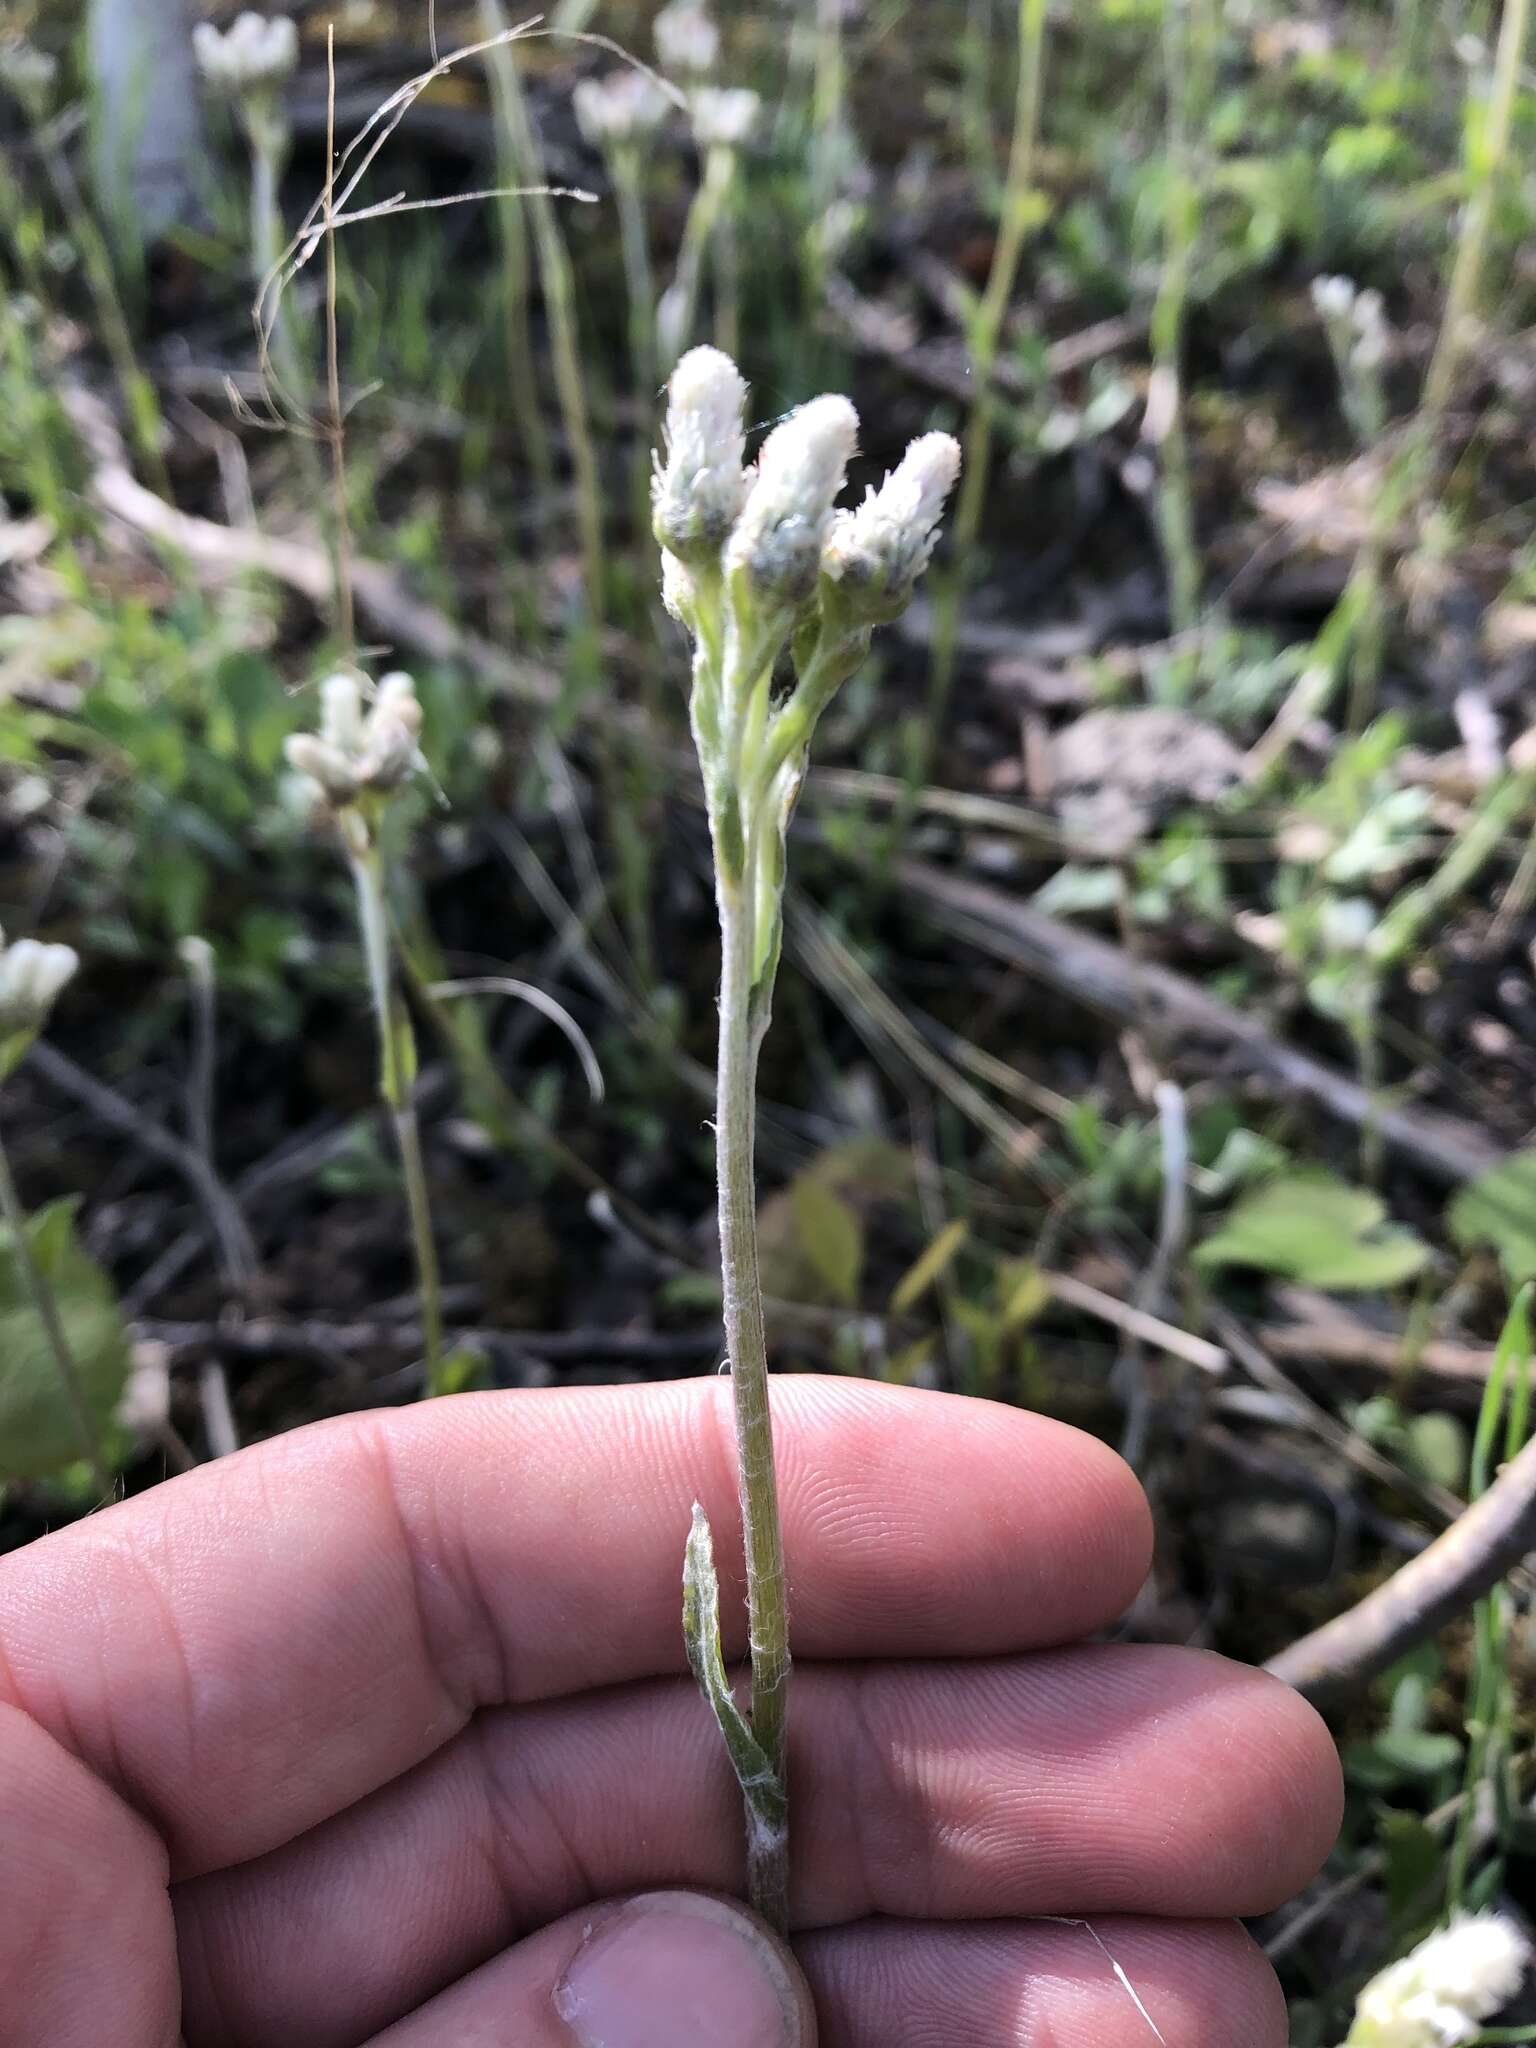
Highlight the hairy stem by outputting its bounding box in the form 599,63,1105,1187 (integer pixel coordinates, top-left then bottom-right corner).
713,866,790,1932
352,845,445,1394
0,1121,110,1496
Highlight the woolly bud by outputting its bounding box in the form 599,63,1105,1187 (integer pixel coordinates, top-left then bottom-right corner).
284,734,361,804
573,68,670,149
1310,273,1357,324
725,394,859,603
319,670,366,753
823,430,960,615
193,12,299,96
1349,1912,1531,2048
691,85,759,150
653,345,751,563
356,672,425,792
0,936,77,1036
655,0,720,76
0,36,58,120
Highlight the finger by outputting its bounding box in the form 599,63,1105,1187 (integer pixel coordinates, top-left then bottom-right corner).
797,1916,1287,2047
357,1911,1278,2048
176,1647,1338,2046
0,1701,178,2048
362,1891,816,2048
0,1379,1148,1876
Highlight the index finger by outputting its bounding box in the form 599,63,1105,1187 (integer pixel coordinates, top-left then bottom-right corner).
0,1377,1149,1877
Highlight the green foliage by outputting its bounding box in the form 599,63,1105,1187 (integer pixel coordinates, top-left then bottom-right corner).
1195,1173,1430,1290
0,1198,130,1481
1449,1150,1536,1286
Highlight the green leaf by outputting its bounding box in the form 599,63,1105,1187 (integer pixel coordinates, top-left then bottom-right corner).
789,1175,864,1308
889,1219,968,1315
0,1197,130,1480
1376,1809,1443,1924
681,1505,785,1828
1449,1149,1536,1286
1193,1174,1429,1291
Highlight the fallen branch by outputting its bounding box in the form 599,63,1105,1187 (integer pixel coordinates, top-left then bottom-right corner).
1264,1428,1536,1703
28,1040,258,1290
895,857,1502,1189
65,382,558,706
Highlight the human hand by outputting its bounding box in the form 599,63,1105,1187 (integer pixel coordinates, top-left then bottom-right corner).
0,1378,1339,2045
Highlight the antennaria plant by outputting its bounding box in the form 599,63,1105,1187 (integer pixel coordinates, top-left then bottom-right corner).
655,347,959,1930
0,933,108,1495
285,673,447,1395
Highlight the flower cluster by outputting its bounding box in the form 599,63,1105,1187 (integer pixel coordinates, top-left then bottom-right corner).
285,672,424,818
655,0,720,78
691,84,760,151
1312,274,1390,374
0,35,58,121
1346,1912,1531,2048
573,68,671,151
655,347,957,971
192,11,299,97
0,927,77,1079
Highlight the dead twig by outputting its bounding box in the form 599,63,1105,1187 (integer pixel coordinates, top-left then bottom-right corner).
1264,1429,1536,1704
27,1040,257,1291
894,856,1502,1188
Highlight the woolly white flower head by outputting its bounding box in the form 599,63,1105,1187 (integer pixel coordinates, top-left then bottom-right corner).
0,931,77,1039
193,12,299,96
653,345,751,562
655,0,720,77
573,68,670,149
1349,1912,1531,2048
285,670,424,806
0,35,58,119
1310,273,1358,324
725,395,859,603
823,431,961,614
691,84,759,150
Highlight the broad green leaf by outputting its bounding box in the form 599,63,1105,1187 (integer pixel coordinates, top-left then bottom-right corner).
1193,1174,1429,1291
889,1219,968,1315
1449,1149,1536,1286
0,1197,130,1480
789,1176,864,1308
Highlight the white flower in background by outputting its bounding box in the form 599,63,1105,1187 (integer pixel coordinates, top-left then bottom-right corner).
655,0,720,77
1310,273,1357,323
573,68,671,149
725,394,860,602
192,11,299,97
0,35,58,120
690,85,760,151
823,430,962,617
285,671,424,807
652,344,751,561
0,930,77,1040
1346,1912,1531,2048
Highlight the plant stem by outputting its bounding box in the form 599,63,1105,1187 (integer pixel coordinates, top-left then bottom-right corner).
1149,0,1211,653
478,0,553,496
0,1121,110,1496
611,145,658,536
921,0,1047,782
352,843,445,1394
323,30,357,657
660,145,736,373
481,0,605,617
1420,0,1532,431
713,863,790,1932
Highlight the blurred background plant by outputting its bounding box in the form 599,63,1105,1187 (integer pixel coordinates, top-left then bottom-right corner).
4,0,1536,2032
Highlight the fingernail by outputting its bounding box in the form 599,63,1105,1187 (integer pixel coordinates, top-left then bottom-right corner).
554,1890,806,2048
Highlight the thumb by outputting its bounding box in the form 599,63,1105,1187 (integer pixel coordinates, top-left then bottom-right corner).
364,1889,818,2047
